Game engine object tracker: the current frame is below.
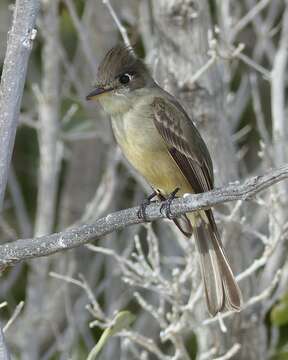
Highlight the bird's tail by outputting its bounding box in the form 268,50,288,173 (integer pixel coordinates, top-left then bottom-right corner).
188,210,242,316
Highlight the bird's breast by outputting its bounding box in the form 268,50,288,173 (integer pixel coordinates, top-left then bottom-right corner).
111,107,191,195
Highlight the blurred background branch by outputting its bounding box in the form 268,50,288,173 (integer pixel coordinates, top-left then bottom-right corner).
0,0,40,210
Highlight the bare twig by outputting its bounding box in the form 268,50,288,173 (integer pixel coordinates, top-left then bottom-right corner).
236,216,285,282
199,346,217,360
3,301,25,333
8,167,32,238
49,271,105,319
102,0,131,48
120,331,170,360
0,302,8,310
213,343,241,360
63,0,96,71
0,165,288,267
189,54,217,84
34,0,62,236
271,1,288,167
0,327,10,360
235,51,271,80
249,74,271,147
231,0,271,40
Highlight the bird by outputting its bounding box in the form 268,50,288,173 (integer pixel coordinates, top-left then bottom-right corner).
86,45,242,316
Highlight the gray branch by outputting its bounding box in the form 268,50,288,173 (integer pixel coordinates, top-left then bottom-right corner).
0,0,40,211
0,164,288,268
0,327,10,360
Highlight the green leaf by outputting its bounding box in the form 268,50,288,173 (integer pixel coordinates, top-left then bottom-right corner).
86,311,135,360
270,350,288,360
271,294,288,326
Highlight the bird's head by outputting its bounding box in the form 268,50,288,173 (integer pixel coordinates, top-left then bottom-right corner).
86,45,154,114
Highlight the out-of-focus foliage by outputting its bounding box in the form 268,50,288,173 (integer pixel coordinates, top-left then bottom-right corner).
271,294,288,327
270,294,288,360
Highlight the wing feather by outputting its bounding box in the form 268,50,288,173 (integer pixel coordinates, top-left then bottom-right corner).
152,96,213,193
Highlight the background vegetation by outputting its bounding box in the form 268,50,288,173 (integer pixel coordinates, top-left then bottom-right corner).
0,0,288,359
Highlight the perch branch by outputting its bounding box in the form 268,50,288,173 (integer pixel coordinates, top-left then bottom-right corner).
0,165,288,268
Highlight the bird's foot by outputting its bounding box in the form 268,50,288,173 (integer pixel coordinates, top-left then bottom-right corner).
137,190,159,221
160,187,180,219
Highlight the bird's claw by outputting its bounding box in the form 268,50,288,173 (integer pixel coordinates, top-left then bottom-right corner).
137,191,158,221
160,188,180,219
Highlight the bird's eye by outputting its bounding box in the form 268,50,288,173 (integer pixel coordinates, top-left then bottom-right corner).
119,73,131,84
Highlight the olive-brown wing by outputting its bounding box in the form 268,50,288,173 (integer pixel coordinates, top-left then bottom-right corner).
152,96,214,193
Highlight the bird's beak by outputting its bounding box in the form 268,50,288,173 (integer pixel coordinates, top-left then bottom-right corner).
86,86,113,100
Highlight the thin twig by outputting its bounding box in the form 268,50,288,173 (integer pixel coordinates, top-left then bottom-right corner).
271,0,288,167
0,302,8,310
8,167,32,238
231,0,271,40
189,54,217,84
102,0,131,48
249,74,271,146
3,301,25,333
49,271,105,319
213,343,241,360
236,51,271,80
0,327,10,360
63,0,96,71
120,331,171,360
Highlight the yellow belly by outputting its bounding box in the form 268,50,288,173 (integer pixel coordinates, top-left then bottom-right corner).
120,140,192,196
